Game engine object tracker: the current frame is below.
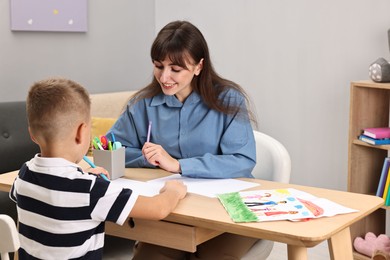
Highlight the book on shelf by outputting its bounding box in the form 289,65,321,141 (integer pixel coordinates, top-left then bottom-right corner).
359,135,390,145
383,169,390,202
217,188,357,223
376,157,390,197
363,127,390,139
386,188,390,206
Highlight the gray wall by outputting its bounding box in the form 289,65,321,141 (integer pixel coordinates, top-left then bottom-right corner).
0,0,155,101
155,0,390,190
2,0,390,190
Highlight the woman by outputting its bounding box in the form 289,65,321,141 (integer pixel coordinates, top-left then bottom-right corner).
108,20,258,259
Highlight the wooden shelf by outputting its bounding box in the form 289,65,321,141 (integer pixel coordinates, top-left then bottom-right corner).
348,80,390,259
353,139,390,151
353,251,370,260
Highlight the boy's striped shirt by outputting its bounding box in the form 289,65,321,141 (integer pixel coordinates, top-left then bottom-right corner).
10,155,137,260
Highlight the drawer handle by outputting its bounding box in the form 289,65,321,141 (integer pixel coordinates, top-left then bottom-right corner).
128,218,135,228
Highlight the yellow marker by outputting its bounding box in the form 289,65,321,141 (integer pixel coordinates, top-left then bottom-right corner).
53,9,59,15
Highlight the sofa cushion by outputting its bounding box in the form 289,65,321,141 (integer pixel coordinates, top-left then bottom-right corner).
88,117,117,155
92,117,117,138
0,101,39,174
90,91,135,118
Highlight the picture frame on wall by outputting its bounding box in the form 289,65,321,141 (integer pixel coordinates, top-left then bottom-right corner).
10,0,88,32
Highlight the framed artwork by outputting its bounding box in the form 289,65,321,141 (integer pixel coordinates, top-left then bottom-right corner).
10,0,88,32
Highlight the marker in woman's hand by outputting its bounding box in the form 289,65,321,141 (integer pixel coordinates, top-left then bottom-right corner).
147,121,152,142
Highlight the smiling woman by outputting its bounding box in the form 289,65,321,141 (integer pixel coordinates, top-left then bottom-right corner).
152,57,202,102
107,20,259,259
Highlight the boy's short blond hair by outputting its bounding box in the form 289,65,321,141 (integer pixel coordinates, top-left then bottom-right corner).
27,77,91,141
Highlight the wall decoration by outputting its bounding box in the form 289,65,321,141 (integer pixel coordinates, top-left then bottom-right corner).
10,0,88,32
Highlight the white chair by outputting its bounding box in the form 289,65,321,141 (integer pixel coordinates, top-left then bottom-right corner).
0,214,20,260
242,130,291,260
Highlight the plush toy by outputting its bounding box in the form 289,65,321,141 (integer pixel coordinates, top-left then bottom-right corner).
353,232,390,259
368,29,390,83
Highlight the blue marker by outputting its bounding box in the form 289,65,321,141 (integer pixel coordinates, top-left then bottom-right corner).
83,156,110,182
110,133,122,150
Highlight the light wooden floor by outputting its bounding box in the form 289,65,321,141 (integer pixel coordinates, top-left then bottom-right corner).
103,237,331,260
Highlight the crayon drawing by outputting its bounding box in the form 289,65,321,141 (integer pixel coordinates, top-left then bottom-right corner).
217,188,358,223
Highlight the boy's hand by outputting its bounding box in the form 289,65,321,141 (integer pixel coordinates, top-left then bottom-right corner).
87,166,110,180
160,180,187,199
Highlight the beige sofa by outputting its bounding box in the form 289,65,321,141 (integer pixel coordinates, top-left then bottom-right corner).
90,91,136,118
89,91,136,154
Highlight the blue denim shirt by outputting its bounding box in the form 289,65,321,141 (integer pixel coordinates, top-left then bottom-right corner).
107,89,255,179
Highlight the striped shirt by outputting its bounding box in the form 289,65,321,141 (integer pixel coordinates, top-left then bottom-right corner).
10,155,138,260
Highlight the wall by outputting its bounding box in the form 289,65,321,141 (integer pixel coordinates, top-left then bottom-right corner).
2,0,390,190
155,0,390,190
0,0,155,101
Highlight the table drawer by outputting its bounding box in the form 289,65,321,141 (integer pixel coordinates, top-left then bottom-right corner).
106,218,222,252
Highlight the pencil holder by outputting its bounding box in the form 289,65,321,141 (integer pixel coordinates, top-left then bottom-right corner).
93,147,125,180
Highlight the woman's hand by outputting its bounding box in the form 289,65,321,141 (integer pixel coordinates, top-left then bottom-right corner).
142,142,181,173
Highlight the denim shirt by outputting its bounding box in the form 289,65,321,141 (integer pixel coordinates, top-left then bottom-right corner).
107,89,255,179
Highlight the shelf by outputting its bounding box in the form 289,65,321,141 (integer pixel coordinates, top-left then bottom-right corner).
348,81,389,259
353,140,390,151
351,80,390,90
353,251,370,260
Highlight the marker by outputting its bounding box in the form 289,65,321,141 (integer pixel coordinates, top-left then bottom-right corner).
93,137,104,150
143,121,152,164
146,121,152,142
83,156,110,182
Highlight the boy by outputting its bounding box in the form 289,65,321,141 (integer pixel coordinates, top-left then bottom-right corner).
9,77,187,259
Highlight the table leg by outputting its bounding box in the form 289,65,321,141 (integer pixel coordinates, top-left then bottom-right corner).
327,227,353,260
287,245,308,260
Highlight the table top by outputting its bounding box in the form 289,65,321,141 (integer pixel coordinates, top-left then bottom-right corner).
0,167,384,247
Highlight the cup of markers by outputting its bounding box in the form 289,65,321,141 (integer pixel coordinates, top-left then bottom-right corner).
92,134,125,180
92,134,122,151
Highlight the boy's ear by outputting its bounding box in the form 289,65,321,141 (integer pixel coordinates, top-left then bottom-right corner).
75,122,87,144
28,127,38,144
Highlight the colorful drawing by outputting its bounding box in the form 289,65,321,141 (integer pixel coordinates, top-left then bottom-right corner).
217,188,358,223
10,0,88,32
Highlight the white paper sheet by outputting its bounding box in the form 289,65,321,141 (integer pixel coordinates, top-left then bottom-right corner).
147,175,260,198
111,175,260,198
111,178,161,197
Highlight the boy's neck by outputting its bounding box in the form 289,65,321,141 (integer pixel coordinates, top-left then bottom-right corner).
39,142,80,164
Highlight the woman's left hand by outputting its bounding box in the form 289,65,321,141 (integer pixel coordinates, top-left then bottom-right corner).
142,142,181,173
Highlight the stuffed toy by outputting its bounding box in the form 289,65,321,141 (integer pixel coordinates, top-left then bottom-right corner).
368,29,390,83
353,232,390,259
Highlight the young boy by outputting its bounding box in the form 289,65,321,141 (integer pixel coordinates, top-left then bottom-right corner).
9,77,187,259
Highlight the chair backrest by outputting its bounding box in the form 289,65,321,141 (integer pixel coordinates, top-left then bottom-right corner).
252,131,291,184
0,214,20,260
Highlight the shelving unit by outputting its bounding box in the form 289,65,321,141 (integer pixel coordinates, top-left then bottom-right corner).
348,80,390,259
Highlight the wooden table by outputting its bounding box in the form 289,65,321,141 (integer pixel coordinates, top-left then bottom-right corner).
1,168,383,260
